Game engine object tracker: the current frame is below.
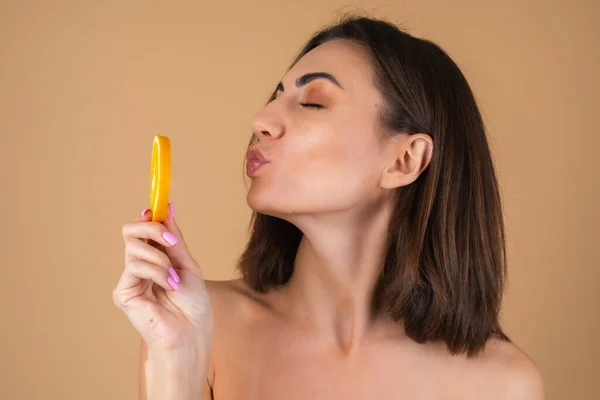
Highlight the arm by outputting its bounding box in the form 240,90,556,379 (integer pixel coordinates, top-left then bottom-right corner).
139,339,215,400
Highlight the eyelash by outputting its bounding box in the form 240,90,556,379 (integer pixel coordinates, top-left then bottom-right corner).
300,103,324,109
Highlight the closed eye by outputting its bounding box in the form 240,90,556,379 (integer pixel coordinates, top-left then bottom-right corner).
300,103,324,109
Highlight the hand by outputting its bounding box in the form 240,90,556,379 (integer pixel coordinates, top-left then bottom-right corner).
113,203,214,354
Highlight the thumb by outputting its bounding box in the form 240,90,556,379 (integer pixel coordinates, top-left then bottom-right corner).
161,202,201,274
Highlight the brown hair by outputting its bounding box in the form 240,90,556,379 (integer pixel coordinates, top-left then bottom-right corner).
236,13,509,357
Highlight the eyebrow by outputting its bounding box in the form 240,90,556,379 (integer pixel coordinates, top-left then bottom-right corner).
275,72,344,92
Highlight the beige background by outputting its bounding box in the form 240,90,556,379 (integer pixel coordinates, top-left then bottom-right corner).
1,1,598,399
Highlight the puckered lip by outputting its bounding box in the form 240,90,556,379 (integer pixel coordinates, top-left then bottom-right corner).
246,146,271,163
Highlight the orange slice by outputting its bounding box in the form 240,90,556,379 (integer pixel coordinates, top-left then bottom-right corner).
150,135,171,222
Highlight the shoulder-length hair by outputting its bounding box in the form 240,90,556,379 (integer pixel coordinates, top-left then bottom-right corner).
236,13,509,357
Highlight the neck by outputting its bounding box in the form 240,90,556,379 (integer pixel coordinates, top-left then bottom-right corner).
280,198,395,355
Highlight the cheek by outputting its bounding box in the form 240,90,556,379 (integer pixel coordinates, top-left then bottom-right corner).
306,124,379,177
281,126,380,199
248,115,384,214
282,125,350,176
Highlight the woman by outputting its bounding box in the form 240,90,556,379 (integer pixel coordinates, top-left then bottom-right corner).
114,15,544,399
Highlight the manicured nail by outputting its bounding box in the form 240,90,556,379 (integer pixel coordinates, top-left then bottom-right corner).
140,208,150,218
167,276,179,290
167,267,180,283
162,231,179,246
169,202,175,219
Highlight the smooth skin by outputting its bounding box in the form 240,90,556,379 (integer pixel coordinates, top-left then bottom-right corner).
114,39,545,399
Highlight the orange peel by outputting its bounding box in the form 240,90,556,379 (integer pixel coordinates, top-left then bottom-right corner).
149,135,171,222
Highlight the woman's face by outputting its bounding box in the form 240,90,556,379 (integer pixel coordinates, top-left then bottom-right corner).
247,39,396,218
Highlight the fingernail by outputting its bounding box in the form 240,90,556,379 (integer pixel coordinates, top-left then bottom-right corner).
140,208,150,218
167,276,179,290
162,231,179,246
167,267,181,283
169,202,175,219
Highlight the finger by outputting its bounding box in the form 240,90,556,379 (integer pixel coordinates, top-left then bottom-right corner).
122,219,180,250
161,202,203,277
124,237,173,268
131,207,169,251
135,208,152,223
133,208,153,247
115,258,177,296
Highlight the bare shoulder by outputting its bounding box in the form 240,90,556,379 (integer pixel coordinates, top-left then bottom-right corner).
204,278,273,331
205,277,270,309
204,278,249,308
473,337,546,399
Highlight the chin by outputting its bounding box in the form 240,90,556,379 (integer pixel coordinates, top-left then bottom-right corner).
246,187,277,214
246,188,299,219
246,181,353,220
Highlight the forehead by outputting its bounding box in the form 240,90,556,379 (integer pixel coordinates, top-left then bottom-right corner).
284,39,379,98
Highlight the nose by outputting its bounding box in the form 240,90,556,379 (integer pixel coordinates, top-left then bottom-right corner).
250,108,284,141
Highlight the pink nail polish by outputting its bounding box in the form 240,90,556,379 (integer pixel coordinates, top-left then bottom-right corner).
140,208,150,218
168,267,180,283
169,202,175,219
162,231,179,246
167,276,179,290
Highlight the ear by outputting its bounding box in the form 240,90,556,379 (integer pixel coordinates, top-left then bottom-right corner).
379,133,433,189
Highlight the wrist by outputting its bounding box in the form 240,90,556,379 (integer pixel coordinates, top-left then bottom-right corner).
147,343,201,362
145,346,208,400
